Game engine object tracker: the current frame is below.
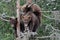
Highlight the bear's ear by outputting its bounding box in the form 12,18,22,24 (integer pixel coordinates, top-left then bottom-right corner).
26,6,33,12
9,17,16,23
26,3,33,9
10,18,14,22
28,3,33,8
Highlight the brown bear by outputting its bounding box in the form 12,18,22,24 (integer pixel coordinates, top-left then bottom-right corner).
10,16,25,37
21,11,39,32
21,3,42,23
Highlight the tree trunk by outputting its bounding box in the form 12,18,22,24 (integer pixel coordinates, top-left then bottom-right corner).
16,0,21,40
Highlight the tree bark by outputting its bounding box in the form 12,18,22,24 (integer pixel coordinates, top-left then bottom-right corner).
16,0,33,40
16,0,21,40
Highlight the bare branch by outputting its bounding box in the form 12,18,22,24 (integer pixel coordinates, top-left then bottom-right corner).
36,36,50,38
35,32,59,39
50,24,60,32
42,14,60,21
0,17,9,22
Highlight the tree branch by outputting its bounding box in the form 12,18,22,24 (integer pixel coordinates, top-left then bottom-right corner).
0,17,9,22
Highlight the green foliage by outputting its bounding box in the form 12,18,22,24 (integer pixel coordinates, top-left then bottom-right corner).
0,0,60,40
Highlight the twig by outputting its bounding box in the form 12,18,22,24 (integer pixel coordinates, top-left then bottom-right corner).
36,36,50,38
42,14,60,21
0,17,9,22
40,11,60,12
50,24,60,32
35,32,58,39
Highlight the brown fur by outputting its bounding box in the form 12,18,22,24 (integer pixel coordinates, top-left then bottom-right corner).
21,3,42,23
9,3,41,37
10,16,25,37
21,11,39,32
